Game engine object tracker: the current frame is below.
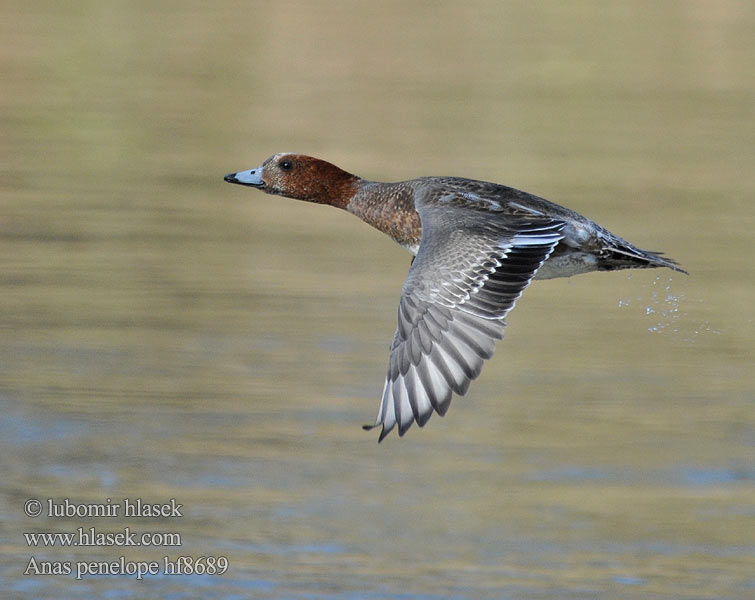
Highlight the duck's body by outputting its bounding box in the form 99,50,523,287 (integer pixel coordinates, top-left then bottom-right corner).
225,153,685,441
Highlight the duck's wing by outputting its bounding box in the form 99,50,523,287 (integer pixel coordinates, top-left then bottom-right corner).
364,189,565,441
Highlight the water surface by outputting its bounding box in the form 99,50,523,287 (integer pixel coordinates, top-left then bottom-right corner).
1,1,753,598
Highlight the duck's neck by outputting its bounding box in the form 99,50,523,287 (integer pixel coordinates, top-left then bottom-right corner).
346,181,422,254
295,160,361,209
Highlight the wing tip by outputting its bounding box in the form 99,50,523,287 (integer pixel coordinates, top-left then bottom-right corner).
362,422,392,443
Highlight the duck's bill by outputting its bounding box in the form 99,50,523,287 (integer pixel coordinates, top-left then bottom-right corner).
224,168,264,188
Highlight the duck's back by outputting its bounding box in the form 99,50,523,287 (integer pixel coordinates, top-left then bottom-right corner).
411,176,686,278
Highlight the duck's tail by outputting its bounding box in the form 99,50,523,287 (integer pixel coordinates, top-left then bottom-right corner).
600,240,688,275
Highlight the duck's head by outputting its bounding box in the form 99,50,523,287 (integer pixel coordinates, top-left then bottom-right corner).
224,153,359,208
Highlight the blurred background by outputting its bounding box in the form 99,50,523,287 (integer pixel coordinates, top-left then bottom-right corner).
1,1,753,598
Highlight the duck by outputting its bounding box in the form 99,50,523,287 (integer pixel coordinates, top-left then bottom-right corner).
224,153,686,441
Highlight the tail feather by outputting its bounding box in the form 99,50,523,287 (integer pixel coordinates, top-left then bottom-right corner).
603,244,687,274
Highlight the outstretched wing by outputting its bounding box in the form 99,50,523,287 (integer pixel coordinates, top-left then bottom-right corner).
365,189,565,441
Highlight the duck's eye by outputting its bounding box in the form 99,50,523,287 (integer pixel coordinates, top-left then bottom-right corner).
279,159,293,171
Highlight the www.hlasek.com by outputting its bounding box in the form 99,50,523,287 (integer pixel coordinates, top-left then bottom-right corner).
23,497,228,580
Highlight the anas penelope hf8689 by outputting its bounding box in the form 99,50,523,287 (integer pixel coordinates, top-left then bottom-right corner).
225,153,686,441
